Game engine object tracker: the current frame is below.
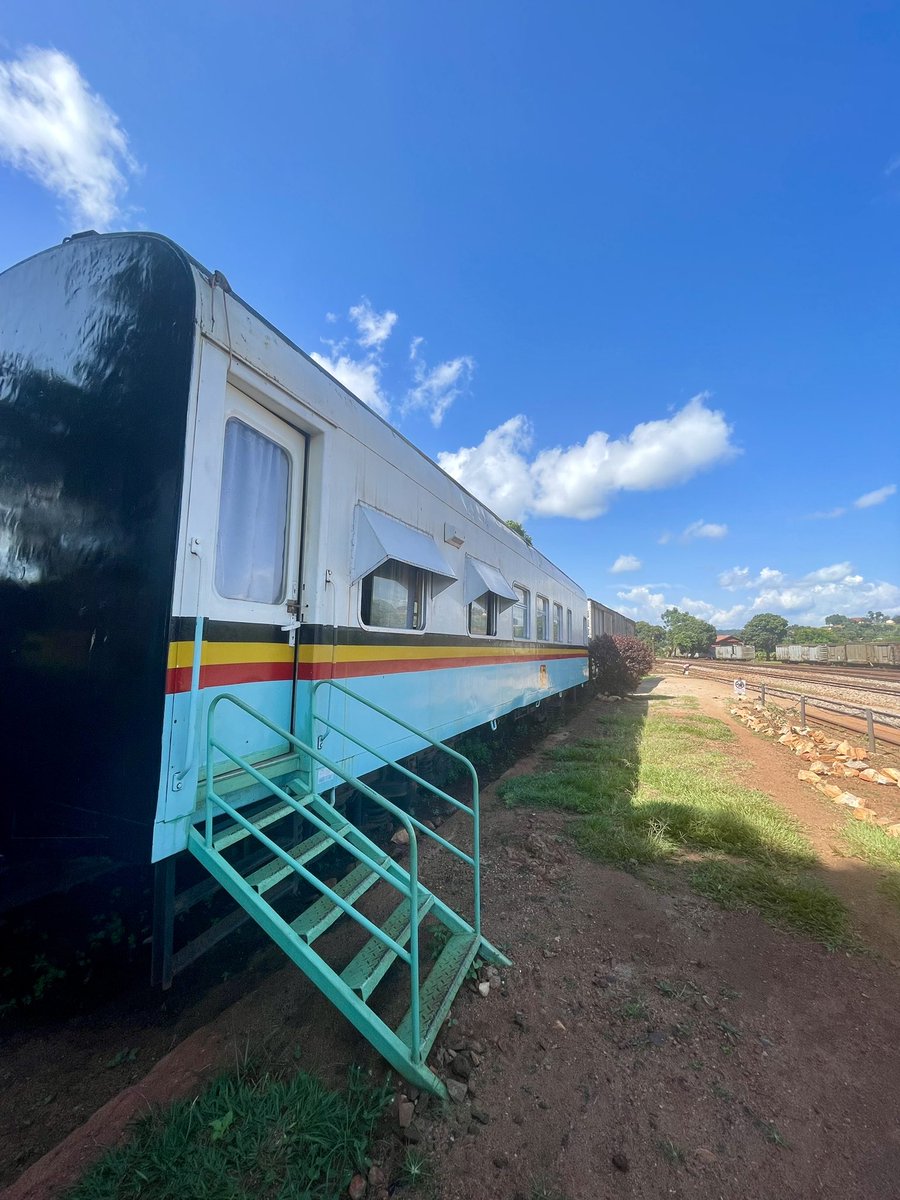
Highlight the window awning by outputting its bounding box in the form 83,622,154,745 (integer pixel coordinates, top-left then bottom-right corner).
351,505,457,593
464,556,519,610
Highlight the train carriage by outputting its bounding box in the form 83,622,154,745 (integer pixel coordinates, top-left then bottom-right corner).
1,231,590,1092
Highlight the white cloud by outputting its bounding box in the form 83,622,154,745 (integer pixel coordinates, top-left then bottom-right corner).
680,597,748,626
309,350,390,417
617,559,900,630
349,298,397,349
615,585,667,622
0,46,138,228
886,154,900,176
854,483,896,509
404,340,474,427
719,565,784,591
681,519,728,542
657,532,672,545
806,507,846,520
438,394,737,521
611,554,642,574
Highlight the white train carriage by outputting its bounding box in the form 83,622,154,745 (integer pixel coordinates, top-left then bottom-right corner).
1,231,591,1094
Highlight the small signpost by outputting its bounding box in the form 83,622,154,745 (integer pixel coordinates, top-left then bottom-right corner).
733,678,747,699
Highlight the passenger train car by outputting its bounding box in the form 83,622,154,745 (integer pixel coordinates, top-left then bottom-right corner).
0,231,591,902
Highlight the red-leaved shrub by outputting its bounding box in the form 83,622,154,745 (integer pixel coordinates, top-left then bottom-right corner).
588,633,654,695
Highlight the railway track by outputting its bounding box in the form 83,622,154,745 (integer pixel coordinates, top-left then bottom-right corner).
659,658,900,703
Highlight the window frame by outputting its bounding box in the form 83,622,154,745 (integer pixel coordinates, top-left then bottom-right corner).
553,602,563,642
512,584,531,640
536,594,550,642
359,558,429,632
468,590,498,637
566,608,573,643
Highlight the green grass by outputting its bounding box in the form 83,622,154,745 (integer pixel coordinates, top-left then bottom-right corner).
64,1066,390,1200
691,860,851,948
502,714,814,870
841,820,900,910
500,698,851,946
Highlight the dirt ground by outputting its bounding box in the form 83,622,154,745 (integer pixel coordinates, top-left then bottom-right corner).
5,673,900,1199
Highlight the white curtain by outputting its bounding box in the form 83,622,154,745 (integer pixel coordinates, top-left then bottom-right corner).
215,419,290,603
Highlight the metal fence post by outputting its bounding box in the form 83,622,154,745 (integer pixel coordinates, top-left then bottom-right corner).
867,709,876,755
799,695,806,727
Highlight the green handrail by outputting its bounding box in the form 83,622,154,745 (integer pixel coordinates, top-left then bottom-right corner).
205,692,422,1062
311,679,481,939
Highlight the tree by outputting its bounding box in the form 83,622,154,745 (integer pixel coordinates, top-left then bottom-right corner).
635,621,666,653
824,614,850,626
660,607,717,656
504,518,532,546
867,610,886,625
741,612,789,658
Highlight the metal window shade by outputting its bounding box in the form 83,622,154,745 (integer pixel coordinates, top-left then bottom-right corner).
464,556,519,610
352,505,457,593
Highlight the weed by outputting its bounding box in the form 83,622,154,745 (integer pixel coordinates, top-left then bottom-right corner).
618,999,648,1021
401,1147,433,1191
657,1139,686,1166
105,1048,138,1070
746,1107,790,1148
530,1179,570,1200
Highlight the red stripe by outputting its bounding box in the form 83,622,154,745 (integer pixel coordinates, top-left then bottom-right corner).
166,661,295,694
299,652,585,680
165,651,586,694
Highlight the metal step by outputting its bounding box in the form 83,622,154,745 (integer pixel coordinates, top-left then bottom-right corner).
396,932,480,1057
291,858,387,944
245,821,352,895
340,893,435,1000
212,799,295,851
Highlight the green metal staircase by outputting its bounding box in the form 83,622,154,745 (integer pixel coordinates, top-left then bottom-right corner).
187,689,509,1097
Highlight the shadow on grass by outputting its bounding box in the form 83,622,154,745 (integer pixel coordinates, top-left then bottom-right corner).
498,680,853,948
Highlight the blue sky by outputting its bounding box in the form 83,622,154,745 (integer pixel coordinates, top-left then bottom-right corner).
1,1,898,628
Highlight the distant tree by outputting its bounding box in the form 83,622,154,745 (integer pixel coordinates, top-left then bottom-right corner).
824,614,850,626
741,613,789,658
867,610,886,625
635,621,666,653
661,607,717,656
504,518,533,546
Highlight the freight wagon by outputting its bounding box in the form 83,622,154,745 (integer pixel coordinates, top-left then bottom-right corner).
587,599,636,640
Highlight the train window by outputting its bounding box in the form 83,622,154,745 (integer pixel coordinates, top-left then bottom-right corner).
361,559,426,630
215,418,290,604
536,595,549,641
566,608,573,643
468,591,498,637
512,585,530,639
553,603,563,642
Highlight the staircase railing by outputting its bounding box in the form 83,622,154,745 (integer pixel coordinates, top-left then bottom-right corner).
203,692,479,1063
311,678,481,938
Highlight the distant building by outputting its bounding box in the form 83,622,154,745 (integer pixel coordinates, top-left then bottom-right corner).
713,634,744,647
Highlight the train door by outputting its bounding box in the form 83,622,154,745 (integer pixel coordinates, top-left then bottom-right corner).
185,384,307,779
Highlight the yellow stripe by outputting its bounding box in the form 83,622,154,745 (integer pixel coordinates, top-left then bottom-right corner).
167,641,296,669
168,639,586,669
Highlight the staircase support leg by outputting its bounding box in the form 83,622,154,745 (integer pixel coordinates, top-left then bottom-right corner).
151,857,176,990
